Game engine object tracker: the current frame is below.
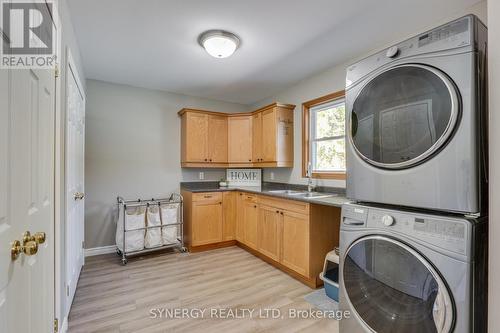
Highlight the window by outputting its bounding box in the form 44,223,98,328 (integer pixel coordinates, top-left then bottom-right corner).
302,90,346,179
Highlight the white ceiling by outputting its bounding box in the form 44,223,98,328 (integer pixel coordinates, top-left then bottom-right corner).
68,0,481,105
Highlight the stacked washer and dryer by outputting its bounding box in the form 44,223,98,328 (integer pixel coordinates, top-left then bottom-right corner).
339,15,488,333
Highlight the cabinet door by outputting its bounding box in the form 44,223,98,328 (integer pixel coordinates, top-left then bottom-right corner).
228,116,253,163
281,210,309,276
258,205,281,261
243,200,259,249
235,192,244,241
252,112,262,162
192,200,223,246
184,112,209,162
208,115,228,163
222,192,236,240
261,108,277,162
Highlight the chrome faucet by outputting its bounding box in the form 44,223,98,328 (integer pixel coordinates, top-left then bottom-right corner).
307,162,315,193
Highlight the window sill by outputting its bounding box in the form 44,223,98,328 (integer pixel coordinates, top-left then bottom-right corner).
311,172,346,180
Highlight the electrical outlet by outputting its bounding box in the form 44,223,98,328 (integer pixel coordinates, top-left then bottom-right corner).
199,172,204,180
270,172,275,180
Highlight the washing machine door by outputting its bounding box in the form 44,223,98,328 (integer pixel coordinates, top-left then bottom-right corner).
350,64,460,169
342,235,454,333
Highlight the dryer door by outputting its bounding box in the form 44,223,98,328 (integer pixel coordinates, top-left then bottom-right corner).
350,64,460,169
342,235,454,333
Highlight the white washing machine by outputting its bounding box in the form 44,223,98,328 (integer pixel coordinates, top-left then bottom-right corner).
339,203,487,333
345,15,488,215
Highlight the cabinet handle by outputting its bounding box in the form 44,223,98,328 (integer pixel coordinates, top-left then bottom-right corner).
219,202,222,205
280,211,284,215
204,195,212,198
209,159,212,162
276,210,279,214
204,158,208,162
254,205,257,208
239,193,243,196
249,159,251,162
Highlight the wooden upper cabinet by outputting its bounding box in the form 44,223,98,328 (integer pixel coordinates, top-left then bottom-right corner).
253,104,294,167
261,108,277,162
228,116,253,163
181,111,208,163
208,115,228,163
179,103,294,167
252,112,263,162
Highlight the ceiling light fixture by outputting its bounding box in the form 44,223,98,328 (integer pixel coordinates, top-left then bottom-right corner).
198,30,240,59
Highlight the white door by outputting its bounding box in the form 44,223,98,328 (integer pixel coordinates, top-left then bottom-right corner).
65,51,85,312
0,46,56,333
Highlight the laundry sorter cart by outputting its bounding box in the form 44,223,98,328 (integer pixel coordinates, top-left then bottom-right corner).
116,193,186,265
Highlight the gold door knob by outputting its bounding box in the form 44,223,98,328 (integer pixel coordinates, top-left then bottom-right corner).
11,240,21,261
33,232,46,244
23,241,38,256
11,239,38,261
23,231,46,245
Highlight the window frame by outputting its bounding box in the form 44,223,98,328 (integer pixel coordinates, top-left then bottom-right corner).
302,90,346,180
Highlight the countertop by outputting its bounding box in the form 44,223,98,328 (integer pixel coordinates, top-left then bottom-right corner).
180,182,350,208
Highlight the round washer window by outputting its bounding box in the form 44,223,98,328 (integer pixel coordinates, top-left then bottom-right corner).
342,236,454,333
350,64,460,169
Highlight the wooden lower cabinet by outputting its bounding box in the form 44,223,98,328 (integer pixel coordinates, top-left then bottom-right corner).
192,199,223,246
242,197,259,250
281,211,309,276
222,192,237,240
257,204,281,262
183,190,340,287
235,192,245,242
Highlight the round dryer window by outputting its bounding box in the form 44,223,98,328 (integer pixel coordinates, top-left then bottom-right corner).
350,64,460,169
342,236,455,333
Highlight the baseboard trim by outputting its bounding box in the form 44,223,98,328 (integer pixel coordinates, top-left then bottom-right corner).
188,240,236,253
84,245,116,257
60,316,68,333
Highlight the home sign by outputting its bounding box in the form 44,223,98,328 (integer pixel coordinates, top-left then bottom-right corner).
226,169,262,187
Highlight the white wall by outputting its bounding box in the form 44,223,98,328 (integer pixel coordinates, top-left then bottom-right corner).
251,0,487,189
488,0,500,331
85,80,248,248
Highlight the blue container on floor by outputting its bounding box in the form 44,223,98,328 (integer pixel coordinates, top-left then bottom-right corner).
320,267,339,301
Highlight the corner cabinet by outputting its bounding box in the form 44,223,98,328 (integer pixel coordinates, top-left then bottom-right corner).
183,189,341,288
179,103,295,168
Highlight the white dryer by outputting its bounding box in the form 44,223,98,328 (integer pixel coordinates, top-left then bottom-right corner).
345,15,488,214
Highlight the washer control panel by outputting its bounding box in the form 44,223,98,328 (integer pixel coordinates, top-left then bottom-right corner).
364,208,469,256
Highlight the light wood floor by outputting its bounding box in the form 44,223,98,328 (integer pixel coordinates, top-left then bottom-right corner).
68,246,340,333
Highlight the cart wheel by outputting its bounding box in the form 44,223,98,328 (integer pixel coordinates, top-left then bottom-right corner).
116,249,122,256
121,258,128,265
180,247,188,253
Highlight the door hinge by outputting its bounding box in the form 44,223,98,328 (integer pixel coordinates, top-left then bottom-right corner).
66,284,69,297
82,240,85,249
54,318,59,333
55,63,60,78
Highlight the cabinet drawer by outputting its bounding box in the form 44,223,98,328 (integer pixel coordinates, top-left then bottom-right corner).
239,192,258,203
259,195,309,215
192,192,223,203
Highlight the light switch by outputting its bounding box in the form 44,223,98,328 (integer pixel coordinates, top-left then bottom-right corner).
199,172,204,180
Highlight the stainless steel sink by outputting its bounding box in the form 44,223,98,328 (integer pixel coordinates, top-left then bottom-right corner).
267,190,304,195
295,192,337,199
267,190,337,199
